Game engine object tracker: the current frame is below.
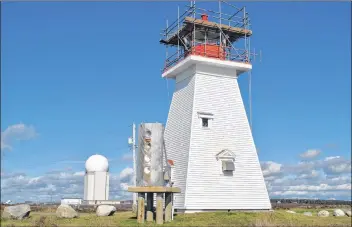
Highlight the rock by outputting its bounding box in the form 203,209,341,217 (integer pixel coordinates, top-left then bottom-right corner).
318,210,329,217
344,210,351,217
96,205,116,217
333,209,345,217
56,204,78,218
286,210,296,214
303,212,312,216
2,204,31,220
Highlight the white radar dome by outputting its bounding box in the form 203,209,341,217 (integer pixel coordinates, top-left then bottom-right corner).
85,154,109,172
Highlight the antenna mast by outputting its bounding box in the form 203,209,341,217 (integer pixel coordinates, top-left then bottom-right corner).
128,123,137,206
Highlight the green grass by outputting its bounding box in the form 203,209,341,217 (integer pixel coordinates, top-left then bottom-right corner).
1,209,351,227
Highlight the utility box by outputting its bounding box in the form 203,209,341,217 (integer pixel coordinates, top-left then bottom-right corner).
136,123,165,186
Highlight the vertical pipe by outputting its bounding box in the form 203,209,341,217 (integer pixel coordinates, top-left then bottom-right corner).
204,28,207,56
254,47,256,62
249,71,252,130
244,7,248,62
193,1,195,50
260,50,262,62
177,6,180,59
219,0,222,57
132,123,137,206
166,19,170,102
248,37,251,62
166,19,169,67
171,193,174,220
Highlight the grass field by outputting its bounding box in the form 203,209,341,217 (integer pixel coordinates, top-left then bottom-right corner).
1,209,351,227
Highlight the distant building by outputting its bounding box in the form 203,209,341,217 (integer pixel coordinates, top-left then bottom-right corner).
82,200,120,205
61,198,82,205
121,200,133,204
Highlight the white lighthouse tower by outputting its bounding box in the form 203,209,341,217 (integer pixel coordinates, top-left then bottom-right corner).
160,2,271,213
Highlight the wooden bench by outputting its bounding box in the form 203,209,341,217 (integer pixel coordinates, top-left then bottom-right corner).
128,186,181,224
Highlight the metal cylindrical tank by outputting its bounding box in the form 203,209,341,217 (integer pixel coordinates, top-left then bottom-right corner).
137,123,164,186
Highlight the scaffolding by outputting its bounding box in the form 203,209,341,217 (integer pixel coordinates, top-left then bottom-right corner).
160,1,257,72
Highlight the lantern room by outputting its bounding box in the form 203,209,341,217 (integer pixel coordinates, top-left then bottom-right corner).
160,1,254,72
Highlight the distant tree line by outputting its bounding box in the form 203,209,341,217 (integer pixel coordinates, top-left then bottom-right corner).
270,199,351,205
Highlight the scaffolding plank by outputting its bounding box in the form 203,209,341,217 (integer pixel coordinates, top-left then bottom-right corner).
128,186,181,193
184,17,252,36
160,16,252,46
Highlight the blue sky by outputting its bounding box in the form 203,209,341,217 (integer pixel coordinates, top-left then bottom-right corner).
1,1,351,202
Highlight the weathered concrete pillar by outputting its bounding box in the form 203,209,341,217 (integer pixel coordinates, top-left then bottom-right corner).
156,193,164,224
165,192,172,222
137,193,145,223
146,192,154,222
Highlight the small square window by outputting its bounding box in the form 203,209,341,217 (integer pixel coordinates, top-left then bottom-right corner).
222,160,235,172
202,118,209,127
198,112,213,128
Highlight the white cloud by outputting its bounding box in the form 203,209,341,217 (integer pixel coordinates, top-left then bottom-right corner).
325,156,341,161
1,141,11,150
119,167,134,182
300,149,321,159
261,161,282,177
1,123,37,151
120,183,129,191
284,161,316,174
287,183,351,191
271,191,309,196
296,170,320,179
270,190,351,198
262,151,351,200
326,175,351,184
325,163,351,174
1,168,134,203
73,171,85,176
320,156,351,174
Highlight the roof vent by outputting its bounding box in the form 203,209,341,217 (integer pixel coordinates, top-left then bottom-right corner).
201,14,208,21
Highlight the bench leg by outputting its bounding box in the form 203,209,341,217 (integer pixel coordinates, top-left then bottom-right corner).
146,192,154,222
137,193,145,224
156,193,164,224
165,192,173,222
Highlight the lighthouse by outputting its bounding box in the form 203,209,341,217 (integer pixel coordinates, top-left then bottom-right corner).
160,2,271,213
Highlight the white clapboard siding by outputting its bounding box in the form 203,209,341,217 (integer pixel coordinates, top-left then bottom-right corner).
164,66,195,209
164,57,271,212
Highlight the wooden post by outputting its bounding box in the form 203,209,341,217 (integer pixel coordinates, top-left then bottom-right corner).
146,192,154,222
165,192,172,222
137,193,145,223
156,193,164,224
